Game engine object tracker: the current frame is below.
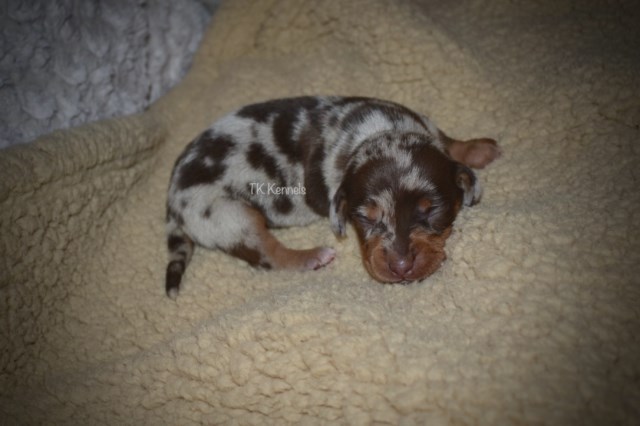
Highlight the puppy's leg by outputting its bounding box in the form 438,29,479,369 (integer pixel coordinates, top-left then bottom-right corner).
440,132,501,169
213,201,336,271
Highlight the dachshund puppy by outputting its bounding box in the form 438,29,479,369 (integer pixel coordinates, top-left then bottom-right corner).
165,96,500,298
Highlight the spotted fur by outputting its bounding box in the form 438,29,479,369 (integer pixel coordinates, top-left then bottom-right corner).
165,96,501,298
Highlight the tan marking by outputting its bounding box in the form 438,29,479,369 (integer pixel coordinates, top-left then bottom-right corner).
355,222,452,283
238,206,335,271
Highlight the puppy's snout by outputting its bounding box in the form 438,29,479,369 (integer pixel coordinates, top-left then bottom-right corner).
388,254,414,278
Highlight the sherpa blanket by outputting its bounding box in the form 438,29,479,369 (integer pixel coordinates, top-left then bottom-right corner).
2,1,639,424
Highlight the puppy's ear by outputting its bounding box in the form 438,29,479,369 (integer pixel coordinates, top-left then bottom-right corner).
456,164,483,206
329,185,348,238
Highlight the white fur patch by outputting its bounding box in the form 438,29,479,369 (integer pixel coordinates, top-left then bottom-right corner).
347,110,395,144
399,166,436,193
464,177,483,206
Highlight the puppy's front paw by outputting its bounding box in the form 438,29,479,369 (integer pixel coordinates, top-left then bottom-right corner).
304,247,336,270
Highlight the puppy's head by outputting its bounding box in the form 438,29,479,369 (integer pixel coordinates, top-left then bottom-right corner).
330,133,481,283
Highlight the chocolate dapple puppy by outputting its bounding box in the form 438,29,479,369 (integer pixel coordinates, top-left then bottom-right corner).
165,96,500,298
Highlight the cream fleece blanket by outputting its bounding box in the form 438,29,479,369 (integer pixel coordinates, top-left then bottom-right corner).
2,1,639,424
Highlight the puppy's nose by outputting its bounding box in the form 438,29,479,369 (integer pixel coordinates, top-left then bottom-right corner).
388,256,413,277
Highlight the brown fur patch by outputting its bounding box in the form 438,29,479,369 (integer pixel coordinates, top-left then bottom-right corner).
228,244,264,268
247,143,280,179
175,133,234,190
301,128,330,216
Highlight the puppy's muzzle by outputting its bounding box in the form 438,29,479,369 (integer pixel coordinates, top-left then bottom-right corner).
361,228,452,283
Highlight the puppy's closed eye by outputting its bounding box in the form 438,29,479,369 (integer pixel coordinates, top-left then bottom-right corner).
355,201,383,224
354,202,390,238
416,197,432,214
412,197,434,226
413,198,451,235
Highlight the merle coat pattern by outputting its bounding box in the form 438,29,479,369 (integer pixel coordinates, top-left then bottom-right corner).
165,96,500,298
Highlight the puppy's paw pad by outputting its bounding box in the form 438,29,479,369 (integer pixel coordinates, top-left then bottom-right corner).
305,247,336,270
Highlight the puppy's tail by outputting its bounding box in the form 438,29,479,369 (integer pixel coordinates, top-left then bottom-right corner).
165,217,194,300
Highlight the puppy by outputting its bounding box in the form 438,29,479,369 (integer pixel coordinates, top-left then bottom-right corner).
165,96,500,298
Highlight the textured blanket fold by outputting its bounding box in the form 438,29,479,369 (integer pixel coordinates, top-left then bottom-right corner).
2,0,639,424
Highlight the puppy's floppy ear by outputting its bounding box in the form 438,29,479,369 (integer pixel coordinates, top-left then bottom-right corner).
329,184,348,238
456,164,483,206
